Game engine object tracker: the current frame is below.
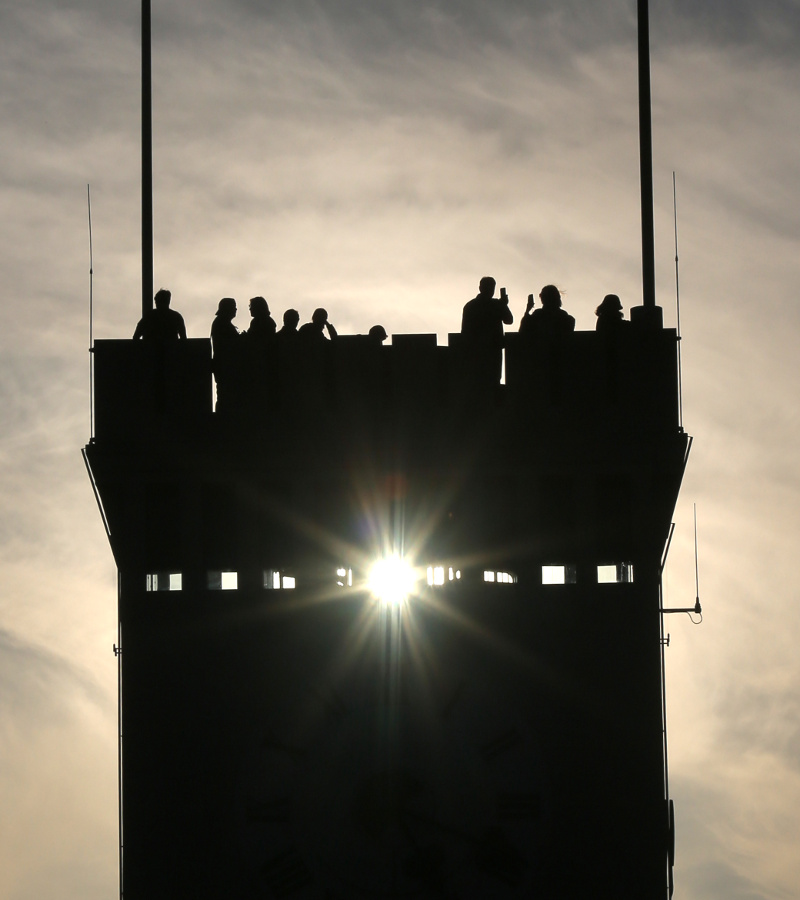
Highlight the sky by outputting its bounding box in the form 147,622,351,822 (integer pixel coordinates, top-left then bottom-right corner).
1,0,799,897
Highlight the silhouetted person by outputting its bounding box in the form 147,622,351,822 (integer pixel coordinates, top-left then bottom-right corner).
595,294,629,333
516,286,575,404
211,298,241,414
519,285,575,339
595,294,629,401
296,309,337,420
299,308,338,344
244,297,277,413
133,288,187,340
246,296,277,345
365,326,390,416
461,276,513,387
368,325,388,344
274,309,301,420
276,308,300,346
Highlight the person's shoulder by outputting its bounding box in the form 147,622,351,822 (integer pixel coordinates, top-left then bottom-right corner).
561,310,576,332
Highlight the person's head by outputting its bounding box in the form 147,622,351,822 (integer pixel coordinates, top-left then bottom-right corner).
249,296,269,318
282,308,300,330
311,308,329,328
368,324,388,343
154,288,171,310
478,276,496,298
539,285,562,309
216,297,237,320
596,294,623,317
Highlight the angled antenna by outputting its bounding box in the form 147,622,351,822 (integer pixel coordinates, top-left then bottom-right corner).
662,502,703,619
88,183,94,441
673,172,684,431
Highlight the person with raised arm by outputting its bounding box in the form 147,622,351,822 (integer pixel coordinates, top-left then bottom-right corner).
460,276,513,387
519,285,575,339
299,308,338,344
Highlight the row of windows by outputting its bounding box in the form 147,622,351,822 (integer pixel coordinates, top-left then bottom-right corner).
146,563,633,592
146,571,299,592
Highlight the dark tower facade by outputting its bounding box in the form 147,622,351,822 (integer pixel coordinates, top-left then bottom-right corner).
85,324,688,899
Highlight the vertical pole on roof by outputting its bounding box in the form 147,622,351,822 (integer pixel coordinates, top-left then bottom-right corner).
638,0,656,310
142,0,153,317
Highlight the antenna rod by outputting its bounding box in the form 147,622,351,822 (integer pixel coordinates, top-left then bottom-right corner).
638,0,656,309
142,0,153,318
673,172,684,430
693,503,701,611
88,184,94,440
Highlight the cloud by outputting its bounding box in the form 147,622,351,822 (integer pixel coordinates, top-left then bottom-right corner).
0,630,117,900
1,1,799,898
672,771,800,900
0,628,110,719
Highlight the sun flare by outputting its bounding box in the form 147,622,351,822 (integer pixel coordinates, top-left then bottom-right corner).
367,556,417,605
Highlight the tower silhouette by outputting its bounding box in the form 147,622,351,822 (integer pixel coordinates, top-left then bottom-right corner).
83,4,690,896
84,322,688,898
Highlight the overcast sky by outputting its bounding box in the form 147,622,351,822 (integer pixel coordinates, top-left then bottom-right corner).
1,1,799,897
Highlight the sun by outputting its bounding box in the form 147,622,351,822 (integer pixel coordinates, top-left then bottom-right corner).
367,555,417,606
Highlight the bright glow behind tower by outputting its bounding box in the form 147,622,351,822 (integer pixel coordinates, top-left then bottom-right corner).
367,556,416,605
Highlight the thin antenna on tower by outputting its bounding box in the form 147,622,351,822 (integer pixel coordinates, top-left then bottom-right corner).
662,502,703,619
88,183,95,441
673,172,684,431
693,503,701,613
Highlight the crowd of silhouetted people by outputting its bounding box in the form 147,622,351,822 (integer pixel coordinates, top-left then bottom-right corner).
133,281,632,411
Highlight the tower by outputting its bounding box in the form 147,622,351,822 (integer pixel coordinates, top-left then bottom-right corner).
84,321,688,898
84,4,690,896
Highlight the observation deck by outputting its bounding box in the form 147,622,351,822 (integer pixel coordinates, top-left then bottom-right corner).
86,327,689,586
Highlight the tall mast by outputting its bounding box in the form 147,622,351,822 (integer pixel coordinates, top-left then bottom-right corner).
638,0,655,308
142,0,153,317
633,0,662,327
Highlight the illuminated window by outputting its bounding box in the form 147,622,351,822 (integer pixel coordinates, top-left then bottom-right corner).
484,570,517,585
427,566,446,586
542,565,577,585
146,572,182,592
264,570,296,590
208,570,238,590
425,565,460,587
597,563,633,584
336,567,353,588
